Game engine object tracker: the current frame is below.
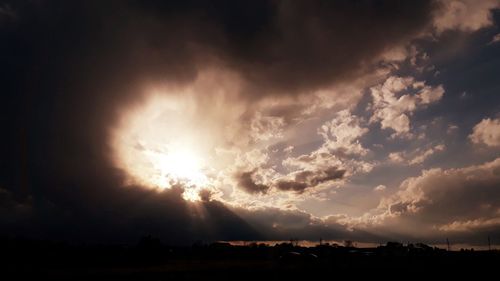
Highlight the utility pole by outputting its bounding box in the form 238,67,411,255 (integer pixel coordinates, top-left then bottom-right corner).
446,238,451,251
488,236,491,251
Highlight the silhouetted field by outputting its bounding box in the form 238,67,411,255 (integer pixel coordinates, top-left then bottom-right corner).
1,236,498,280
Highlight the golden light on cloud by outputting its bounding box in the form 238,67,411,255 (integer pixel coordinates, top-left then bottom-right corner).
109,69,304,205
110,70,250,202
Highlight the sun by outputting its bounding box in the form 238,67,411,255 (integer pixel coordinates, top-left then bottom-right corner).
146,144,208,187
110,92,217,201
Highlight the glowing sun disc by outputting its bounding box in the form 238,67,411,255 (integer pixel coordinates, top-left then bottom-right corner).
147,145,208,187
111,93,215,201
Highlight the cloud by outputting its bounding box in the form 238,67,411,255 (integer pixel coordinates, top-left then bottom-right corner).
250,112,285,142
202,0,434,96
274,167,345,193
438,217,500,232
490,33,500,44
447,124,459,134
0,182,264,244
469,117,500,147
234,149,270,170
318,110,369,156
50,0,429,100
433,0,500,34
234,150,347,195
282,111,373,174
236,169,270,194
408,144,446,165
232,206,371,241
366,158,500,240
388,152,405,163
283,146,294,154
374,185,387,192
370,76,444,137
0,188,33,223
0,3,16,25
232,110,368,195
388,144,446,166
264,111,372,194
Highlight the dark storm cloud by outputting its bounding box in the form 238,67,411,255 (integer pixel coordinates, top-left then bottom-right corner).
131,0,436,95
0,0,255,243
275,167,346,193
236,170,270,194
235,166,345,194
233,206,385,242
0,0,437,243
0,3,15,24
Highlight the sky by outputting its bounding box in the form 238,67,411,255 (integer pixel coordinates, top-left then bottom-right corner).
1,0,500,246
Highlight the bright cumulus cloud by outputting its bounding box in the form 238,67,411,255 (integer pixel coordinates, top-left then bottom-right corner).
469,117,500,147
369,76,444,138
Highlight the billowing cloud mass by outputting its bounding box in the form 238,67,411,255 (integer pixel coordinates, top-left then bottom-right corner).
319,110,369,156
369,76,444,137
1,0,500,246
491,33,500,44
360,158,500,242
389,144,446,165
250,112,285,142
433,0,500,33
270,110,372,193
469,118,500,147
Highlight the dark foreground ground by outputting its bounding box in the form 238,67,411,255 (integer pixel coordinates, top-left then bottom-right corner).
1,237,498,280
